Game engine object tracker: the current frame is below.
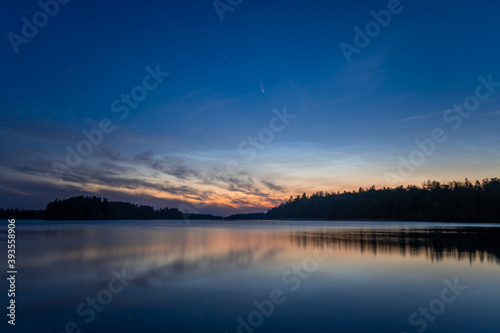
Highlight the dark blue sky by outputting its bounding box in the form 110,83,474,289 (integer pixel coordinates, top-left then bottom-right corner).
1,0,499,215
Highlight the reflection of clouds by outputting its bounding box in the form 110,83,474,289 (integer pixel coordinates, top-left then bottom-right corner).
11,223,500,333
259,248,283,261
17,226,500,284
16,227,288,286
288,228,500,265
15,225,500,297
132,248,259,287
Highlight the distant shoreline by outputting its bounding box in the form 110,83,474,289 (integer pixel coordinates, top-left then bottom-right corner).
5,218,499,224
2,178,499,223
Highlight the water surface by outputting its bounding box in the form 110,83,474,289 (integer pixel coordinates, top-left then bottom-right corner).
2,220,500,333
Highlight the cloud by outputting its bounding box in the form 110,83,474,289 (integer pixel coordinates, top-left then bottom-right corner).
0,131,291,214
98,161,135,174
339,49,388,89
399,110,444,122
133,150,200,180
261,180,285,192
0,113,95,145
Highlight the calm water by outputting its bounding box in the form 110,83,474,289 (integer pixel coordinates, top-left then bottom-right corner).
2,220,500,333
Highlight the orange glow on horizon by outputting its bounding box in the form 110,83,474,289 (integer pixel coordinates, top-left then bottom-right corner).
33,166,499,214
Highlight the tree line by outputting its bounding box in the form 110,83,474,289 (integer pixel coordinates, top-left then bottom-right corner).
2,178,499,222
44,196,222,220
267,178,500,222
0,208,45,220
225,212,267,220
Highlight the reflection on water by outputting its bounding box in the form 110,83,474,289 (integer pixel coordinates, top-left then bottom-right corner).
289,227,500,265
3,221,500,333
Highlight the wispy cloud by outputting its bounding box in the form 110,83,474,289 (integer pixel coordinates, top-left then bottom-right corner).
261,180,285,192
399,110,443,122
338,49,388,90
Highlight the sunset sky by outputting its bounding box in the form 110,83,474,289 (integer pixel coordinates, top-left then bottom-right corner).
1,0,499,215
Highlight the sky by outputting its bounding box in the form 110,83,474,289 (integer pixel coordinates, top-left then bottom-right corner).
1,0,499,215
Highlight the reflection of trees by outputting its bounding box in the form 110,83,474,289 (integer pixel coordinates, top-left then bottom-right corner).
289,228,500,265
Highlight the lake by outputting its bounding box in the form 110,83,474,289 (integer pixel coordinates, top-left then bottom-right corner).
2,220,500,333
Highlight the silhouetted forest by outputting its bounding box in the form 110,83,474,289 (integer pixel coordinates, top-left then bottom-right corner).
44,196,222,220
0,208,45,220
2,178,499,222
267,178,500,222
226,212,267,220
